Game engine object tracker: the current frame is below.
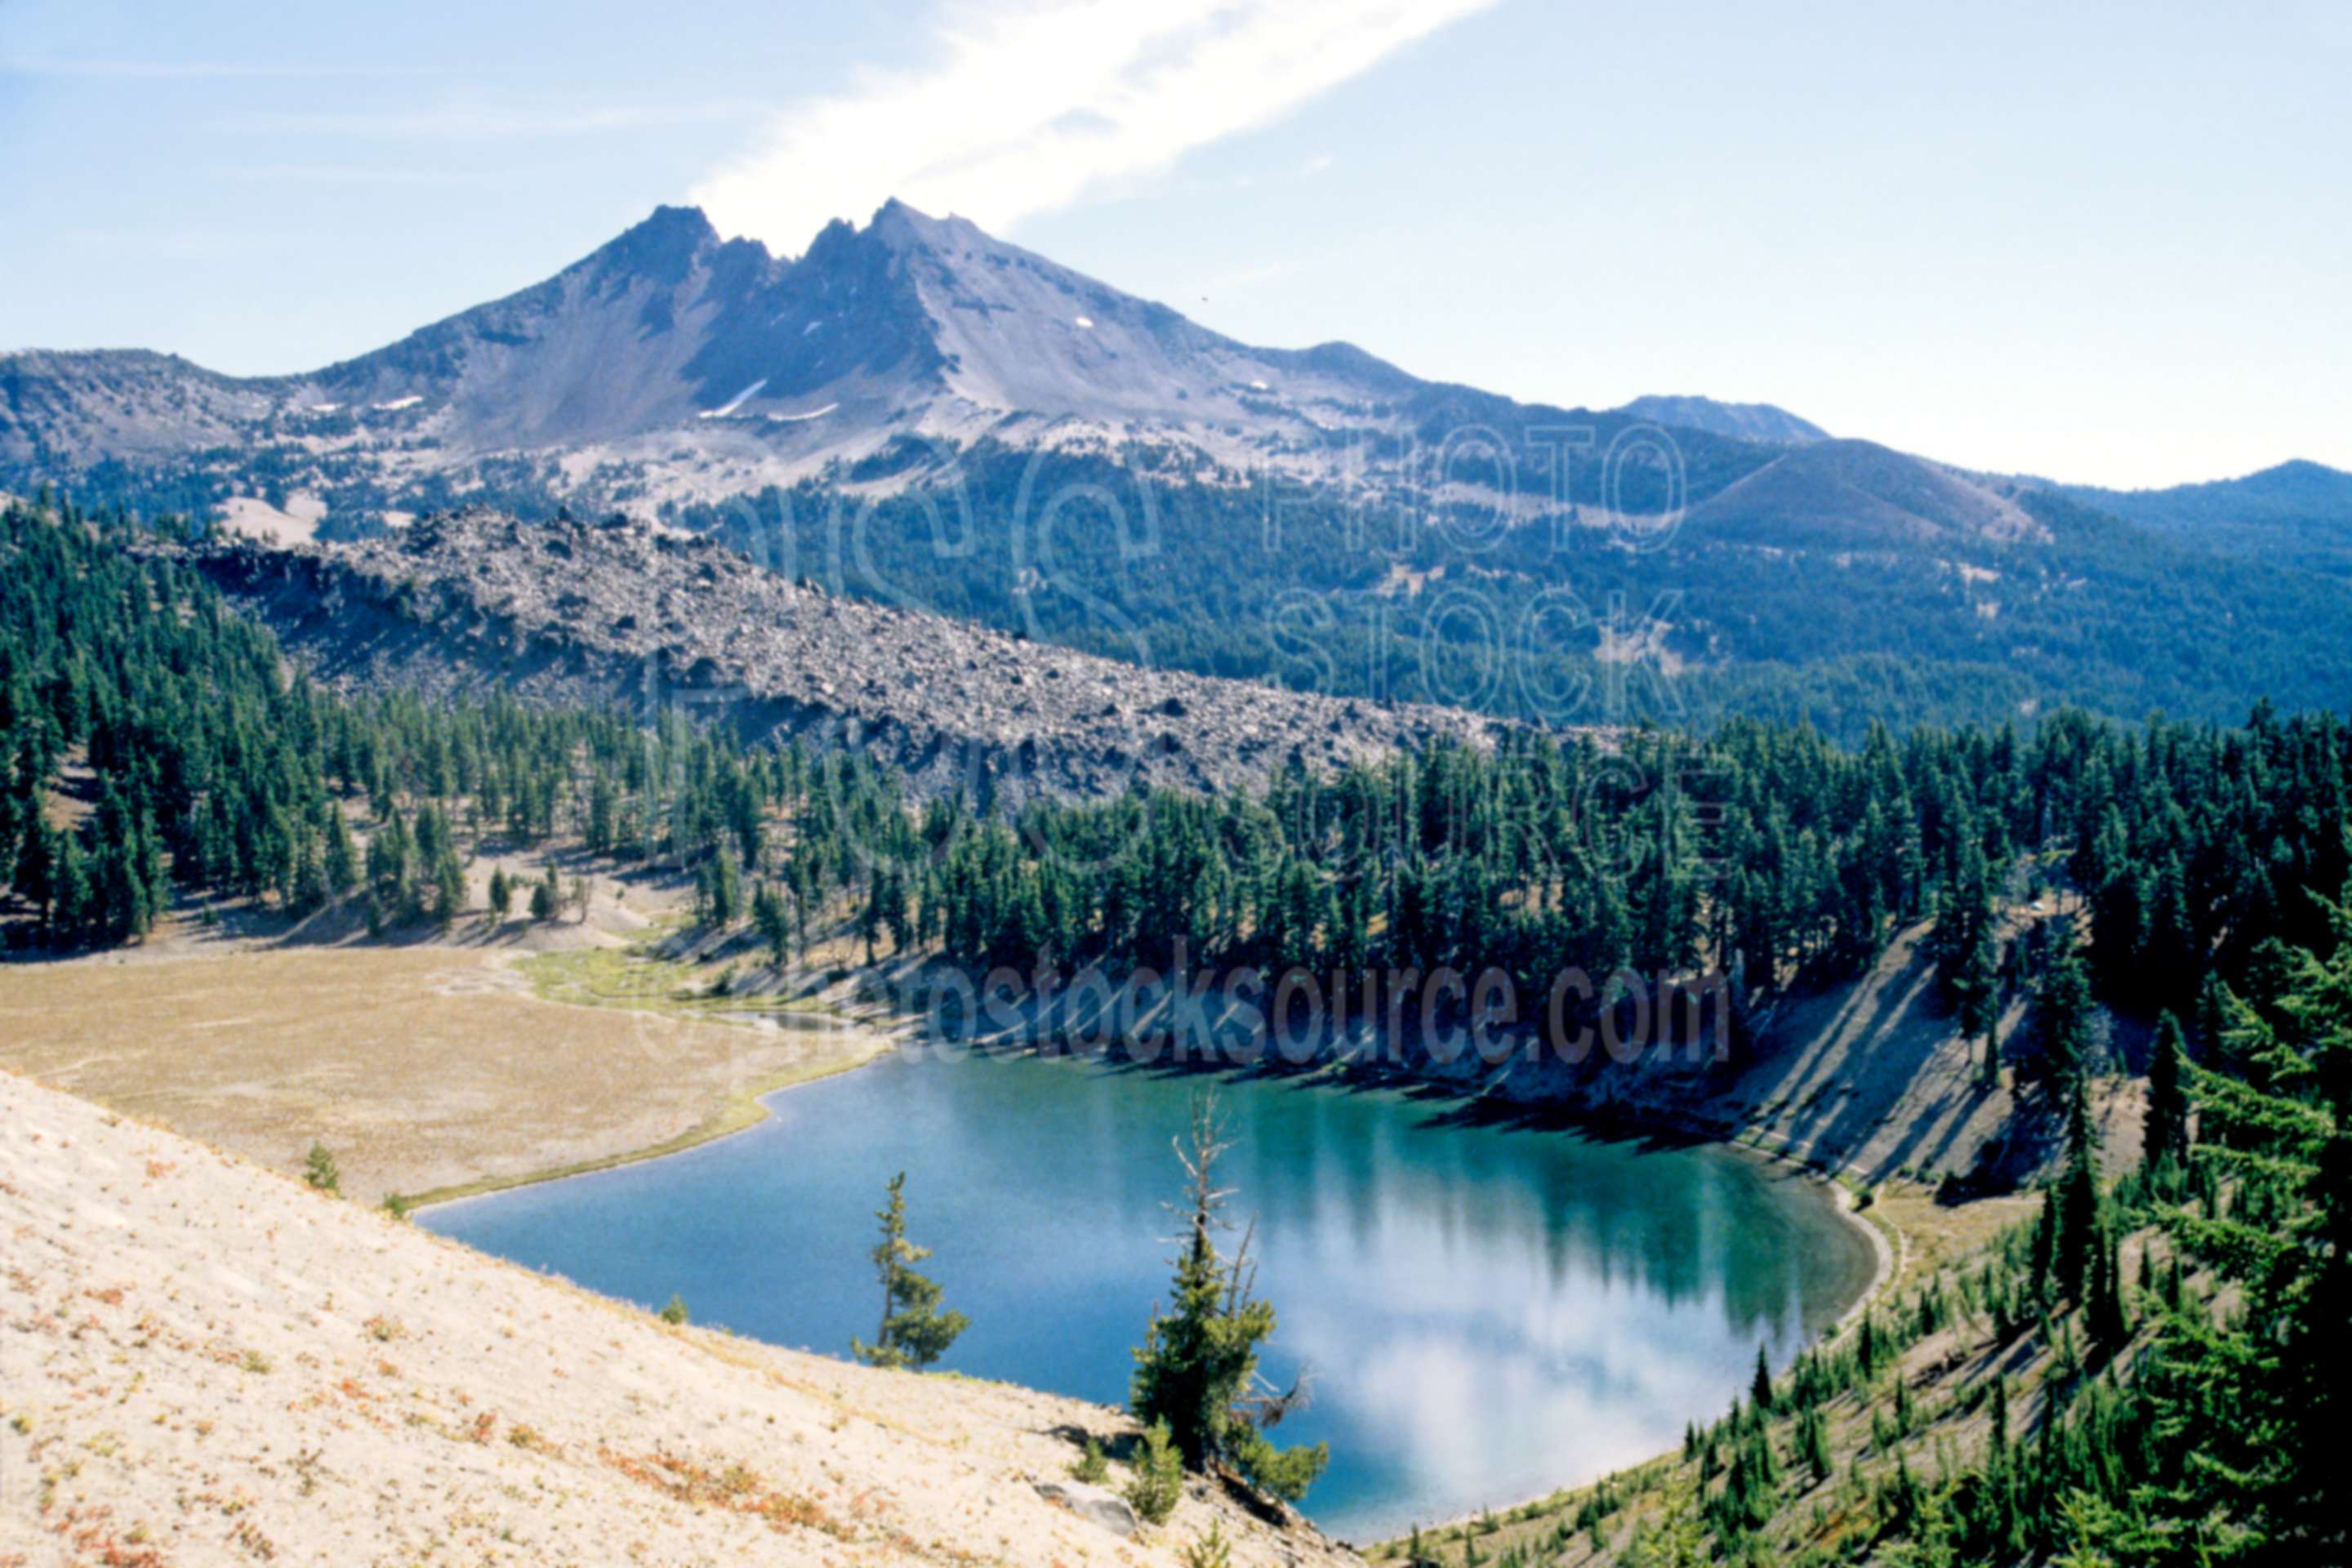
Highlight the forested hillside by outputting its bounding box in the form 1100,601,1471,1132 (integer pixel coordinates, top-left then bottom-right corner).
0,497,911,950
666,449,2352,740
10,492,2350,1063
2065,459,2352,579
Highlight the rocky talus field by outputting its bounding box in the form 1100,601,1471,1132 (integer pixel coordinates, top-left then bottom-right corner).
180,507,1512,805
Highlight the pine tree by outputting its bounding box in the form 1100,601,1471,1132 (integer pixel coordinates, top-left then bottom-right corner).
530,863,559,922
1130,1093,1327,1503
2054,1089,2103,1298
301,1142,341,1196
1798,1403,1831,1486
2086,1222,2127,1352
1962,923,2003,1087
852,1172,968,1370
2144,1010,2190,1169
2032,937,2096,1100
430,847,466,929
754,881,792,967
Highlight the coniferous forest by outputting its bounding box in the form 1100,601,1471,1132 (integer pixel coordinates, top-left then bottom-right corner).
4,494,2347,1560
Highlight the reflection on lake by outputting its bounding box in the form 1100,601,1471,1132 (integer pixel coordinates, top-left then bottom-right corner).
424,1049,1877,1540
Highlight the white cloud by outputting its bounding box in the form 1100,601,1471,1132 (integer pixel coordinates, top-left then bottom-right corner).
690,0,1497,250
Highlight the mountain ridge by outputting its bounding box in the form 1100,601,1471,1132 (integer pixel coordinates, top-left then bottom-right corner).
1613,394,1829,445
0,200,1818,522
9,201,2351,737
2056,458,2352,577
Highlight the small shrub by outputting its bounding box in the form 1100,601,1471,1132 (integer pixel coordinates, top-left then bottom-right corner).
1124,1419,1183,1526
1071,1437,1108,1484
302,1143,341,1196
659,1294,689,1325
1181,1520,1233,1568
381,1192,412,1221
240,1348,272,1374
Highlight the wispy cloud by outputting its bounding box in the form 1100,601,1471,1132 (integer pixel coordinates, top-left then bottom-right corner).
690,0,1497,249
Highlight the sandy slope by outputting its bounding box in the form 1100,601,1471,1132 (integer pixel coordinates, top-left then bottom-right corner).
0,1071,1361,1568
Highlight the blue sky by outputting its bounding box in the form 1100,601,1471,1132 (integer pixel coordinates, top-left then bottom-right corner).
2,0,2345,487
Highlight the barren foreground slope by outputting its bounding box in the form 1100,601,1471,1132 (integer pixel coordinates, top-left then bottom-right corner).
0,1071,1361,1568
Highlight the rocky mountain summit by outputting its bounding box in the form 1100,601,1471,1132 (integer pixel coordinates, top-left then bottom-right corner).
2,199,1789,534
183,506,1518,802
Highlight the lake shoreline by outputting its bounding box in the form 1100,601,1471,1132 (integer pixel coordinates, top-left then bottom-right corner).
403,1032,894,1213
414,1019,1902,1548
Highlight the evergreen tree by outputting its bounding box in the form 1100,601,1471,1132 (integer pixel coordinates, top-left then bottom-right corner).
2086,1222,2127,1352
2033,937,2097,1102
2145,1011,2190,1169
753,881,792,967
852,1172,968,1370
1748,1343,1774,1413
2134,884,2352,1557
2054,1089,2103,1298
1131,1094,1328,1503
430,847,466,929
301,1142,341,1196
530,863,559,922
1962,924,2003,1087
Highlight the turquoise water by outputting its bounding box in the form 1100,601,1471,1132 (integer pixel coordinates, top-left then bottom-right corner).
423,1049,1876,1541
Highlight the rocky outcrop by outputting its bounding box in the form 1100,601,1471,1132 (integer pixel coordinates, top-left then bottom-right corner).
180,506,1522,804
1034,1479,1143,1538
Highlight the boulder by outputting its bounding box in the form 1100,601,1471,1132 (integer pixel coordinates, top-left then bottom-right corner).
1032,1478,1140,1539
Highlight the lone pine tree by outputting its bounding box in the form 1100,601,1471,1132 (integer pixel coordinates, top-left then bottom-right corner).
1129,1092,1328,1503
852,1171,967,1370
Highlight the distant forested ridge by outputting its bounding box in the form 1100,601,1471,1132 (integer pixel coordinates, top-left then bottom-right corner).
30,438,2352,742
662,448,2352,741
2065,458,2352,580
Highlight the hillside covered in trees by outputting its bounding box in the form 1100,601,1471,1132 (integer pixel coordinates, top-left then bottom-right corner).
5,494,2348,1560
7,494,2350,1051
662,448,2352,741
1385,888,2348,1566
